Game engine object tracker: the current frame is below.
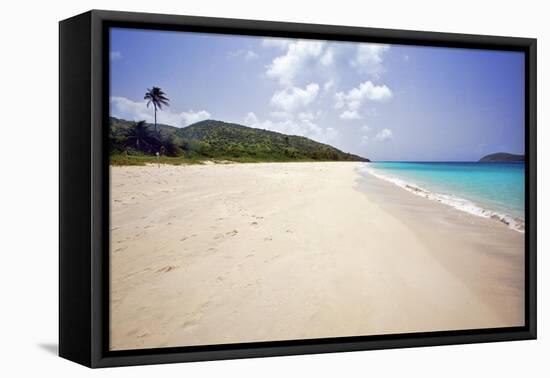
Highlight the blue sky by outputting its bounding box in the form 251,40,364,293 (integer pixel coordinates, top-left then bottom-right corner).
110,27,525,161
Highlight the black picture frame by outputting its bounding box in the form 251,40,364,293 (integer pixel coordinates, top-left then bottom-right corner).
59,9,537,368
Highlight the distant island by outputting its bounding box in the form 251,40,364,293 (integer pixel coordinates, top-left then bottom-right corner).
110,117,369,165
479,152,525,163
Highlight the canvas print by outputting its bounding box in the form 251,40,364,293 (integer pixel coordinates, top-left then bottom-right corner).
108,27,525,351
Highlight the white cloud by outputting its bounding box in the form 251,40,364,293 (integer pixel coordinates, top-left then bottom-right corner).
323,127,339,143
270,83,320,112
351,44,390,78
323,80,335,93
180,110,211,125
361,135,369,145
110,51,122,61
244,111,259,125
270,111,293,119
228,50,259,61
243,112,338,144
110,96,151,122
361,124,371,132
340,110,361,120
335,81,392,119
320,48,334,66
297,111,315,121
266,40,325,86
245,51,259,60
261,38,292,50
375,128,393,141
110,96,210,127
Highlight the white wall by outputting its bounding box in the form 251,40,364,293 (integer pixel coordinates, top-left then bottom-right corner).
1,0,547,376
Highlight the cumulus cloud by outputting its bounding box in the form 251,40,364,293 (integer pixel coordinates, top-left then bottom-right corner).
339,110,361,120
320,48,334,66
351,44,390,78
110,96,210,127
179,110,211,125
270,83,320,112
361,124,371,132
361,135,369,145
335,81,392,119
261,38,292,50
270,111,292,119
244,111,260,125
266,40,326,86
375,128,393,141
297,111,315,121
323,80,335,93
243,111,338,144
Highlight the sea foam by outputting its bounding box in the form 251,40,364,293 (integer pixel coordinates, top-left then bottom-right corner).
358,164,524,233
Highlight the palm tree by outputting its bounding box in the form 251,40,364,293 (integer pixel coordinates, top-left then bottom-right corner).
144,87,170,134
126,121,157,153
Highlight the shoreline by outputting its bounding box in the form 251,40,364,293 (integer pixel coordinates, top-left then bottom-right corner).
110,162,524,350
359,164,525,232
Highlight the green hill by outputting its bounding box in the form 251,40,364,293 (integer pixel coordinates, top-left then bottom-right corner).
110,117,369,164
479,152,525,163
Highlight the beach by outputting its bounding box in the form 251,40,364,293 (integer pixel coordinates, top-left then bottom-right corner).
110,162,524,351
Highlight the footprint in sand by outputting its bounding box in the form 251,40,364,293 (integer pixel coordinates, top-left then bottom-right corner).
250,221,259,226
264,237,273,241
181,319,198,330
226,230,239,236
180,234,197,241
157,265,179,273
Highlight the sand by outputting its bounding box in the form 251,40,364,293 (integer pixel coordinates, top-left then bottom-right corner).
109,162,524,351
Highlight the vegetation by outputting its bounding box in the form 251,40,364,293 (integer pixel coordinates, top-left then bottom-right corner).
110,117,369,165
144,86,170,134
479,152,525,163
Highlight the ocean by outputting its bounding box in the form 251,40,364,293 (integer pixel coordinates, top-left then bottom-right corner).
359,162,525,232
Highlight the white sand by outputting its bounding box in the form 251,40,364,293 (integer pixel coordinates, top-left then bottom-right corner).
109,162,524,350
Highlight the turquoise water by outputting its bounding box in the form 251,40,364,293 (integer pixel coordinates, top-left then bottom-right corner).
360,162,525,231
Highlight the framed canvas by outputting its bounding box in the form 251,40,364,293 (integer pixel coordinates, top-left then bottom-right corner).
59,10,537,368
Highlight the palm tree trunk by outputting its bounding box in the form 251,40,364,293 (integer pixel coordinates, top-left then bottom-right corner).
154,106,158,134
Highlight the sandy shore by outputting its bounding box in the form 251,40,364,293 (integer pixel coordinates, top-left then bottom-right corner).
109,162,524,351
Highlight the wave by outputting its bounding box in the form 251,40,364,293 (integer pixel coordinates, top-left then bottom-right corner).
358,165,524,233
